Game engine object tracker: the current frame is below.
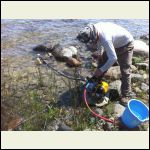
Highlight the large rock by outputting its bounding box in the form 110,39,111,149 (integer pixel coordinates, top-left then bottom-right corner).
109,80,121,93
132,73,149,82
114,103,125,118
61,46,78,58
109,80,121,100
105,66,121,79
33,44,79,61
105,65,137,77
133,40,149,58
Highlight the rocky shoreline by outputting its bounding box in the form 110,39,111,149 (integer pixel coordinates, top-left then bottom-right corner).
1,19,149,131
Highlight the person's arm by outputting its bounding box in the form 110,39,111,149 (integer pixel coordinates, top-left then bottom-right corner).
99,40,117,73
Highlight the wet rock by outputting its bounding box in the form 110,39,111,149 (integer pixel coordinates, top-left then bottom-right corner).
52,45,78,61
133,40,149,58
141,83,149,92
114,104,125,118
33,44,80,64
66,58,82,67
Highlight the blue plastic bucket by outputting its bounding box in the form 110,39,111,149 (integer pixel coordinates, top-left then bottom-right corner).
121,99,149,128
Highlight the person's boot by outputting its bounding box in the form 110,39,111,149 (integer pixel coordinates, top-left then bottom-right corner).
120,96,130,106
120,91,136,106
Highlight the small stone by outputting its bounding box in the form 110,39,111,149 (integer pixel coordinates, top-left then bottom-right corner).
132,74,144,82
66,58,82,67
94,108,103,116
65,120,73,126
134,87,142,93
84,128,91,131
92,62,98,68
139,70,146,75
48,53,52,57
16,92,23,98
103,122,114,131
37,90,43,95
35,58,43,65
57,123,73,131
90,117,96,123
131,65,137,72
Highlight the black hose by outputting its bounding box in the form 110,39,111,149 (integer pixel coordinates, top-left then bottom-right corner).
38,56,86,82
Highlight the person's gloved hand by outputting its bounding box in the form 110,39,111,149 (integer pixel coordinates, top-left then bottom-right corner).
93,68,103,78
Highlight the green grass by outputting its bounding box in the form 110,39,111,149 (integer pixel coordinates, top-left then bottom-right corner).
132,56,144,64
103,101,114,118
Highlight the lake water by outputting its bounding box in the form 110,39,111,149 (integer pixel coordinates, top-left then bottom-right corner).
1,19,149,57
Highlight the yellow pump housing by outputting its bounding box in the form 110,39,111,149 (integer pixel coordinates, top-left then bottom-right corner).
101,81,109,93
95,81,109,94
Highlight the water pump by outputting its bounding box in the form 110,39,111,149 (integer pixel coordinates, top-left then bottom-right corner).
85,76,109,107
